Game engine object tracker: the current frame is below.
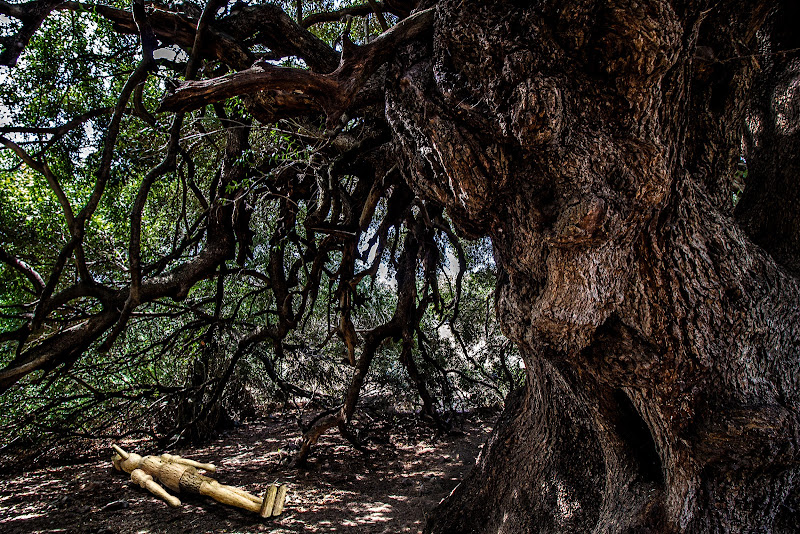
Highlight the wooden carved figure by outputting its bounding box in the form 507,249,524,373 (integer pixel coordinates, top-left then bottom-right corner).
111,444,287,518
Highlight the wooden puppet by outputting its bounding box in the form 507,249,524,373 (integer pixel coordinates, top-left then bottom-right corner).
111,444,286,518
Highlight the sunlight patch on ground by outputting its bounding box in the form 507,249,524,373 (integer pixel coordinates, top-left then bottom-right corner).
346,500,394,522
0,413,498,533
0,512,45,522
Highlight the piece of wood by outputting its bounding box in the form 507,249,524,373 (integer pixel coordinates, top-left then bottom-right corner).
111,444,129,459
272,484,288,516
211,480,262,504
261,484,278,518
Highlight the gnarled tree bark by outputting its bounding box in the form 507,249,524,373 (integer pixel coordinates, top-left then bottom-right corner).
736,1,800,277
384,0,800,531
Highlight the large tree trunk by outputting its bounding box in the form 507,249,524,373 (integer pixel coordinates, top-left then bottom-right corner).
735,1,800,276
386,0,800,531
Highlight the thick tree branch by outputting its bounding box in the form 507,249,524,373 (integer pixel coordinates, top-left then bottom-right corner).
0,309,119,392
159,7,434,125
367,0,389,32
736,2,800,275
61,1,253,69
220,3,339,73
0,0,65,67
185,0,227,79
162,65,338,120
131,0,157,63
383,0,417,18
0,246,45,294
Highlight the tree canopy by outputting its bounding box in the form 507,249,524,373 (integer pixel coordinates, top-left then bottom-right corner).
0,0,521,458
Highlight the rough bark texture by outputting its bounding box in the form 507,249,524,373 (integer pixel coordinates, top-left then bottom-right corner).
385,0,800,531
736,1,800,276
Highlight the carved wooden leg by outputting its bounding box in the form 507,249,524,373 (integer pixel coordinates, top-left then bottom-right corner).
180,472,263,515
130,468,181,508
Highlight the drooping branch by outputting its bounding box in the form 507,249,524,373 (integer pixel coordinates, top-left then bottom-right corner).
295,214,428,463
77,3,163,251
159,7,435,126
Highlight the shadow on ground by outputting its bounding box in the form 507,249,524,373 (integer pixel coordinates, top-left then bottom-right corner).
0,411,495,533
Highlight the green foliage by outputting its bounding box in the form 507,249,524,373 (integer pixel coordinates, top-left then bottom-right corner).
0,1,521,458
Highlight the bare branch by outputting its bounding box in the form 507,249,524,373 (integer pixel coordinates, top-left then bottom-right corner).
0,107,111,136
0,310,119,392
185,0,228,80
80,55,154,233
367,0,389,32
0,246,45,294
220,3,339,73
101,0,225,353
61,1,253,69
160,8,435,125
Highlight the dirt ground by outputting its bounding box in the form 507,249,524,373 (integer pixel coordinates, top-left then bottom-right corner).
0,411,496,533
